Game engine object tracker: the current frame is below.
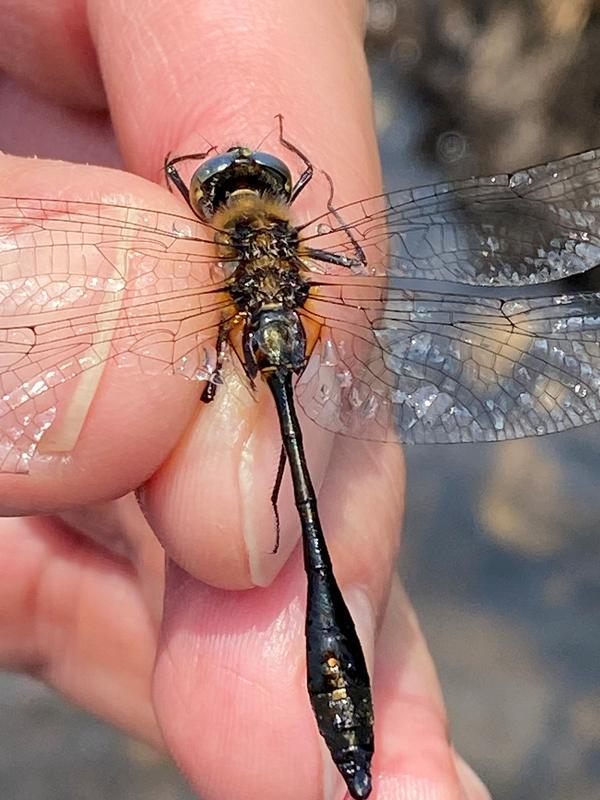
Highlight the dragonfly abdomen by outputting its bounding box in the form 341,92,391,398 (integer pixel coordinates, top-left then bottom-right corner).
306,564,374,800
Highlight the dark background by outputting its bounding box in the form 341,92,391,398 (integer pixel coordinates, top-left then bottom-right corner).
2,1,600,798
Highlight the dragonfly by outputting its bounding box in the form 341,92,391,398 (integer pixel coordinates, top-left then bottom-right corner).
2,127,600,798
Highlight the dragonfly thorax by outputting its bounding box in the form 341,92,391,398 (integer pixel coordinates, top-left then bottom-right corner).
215,193,308,316
229,260,309,317
215,203,300,264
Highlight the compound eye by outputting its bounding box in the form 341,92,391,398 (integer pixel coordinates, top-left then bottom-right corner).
187,147,293,220
189,151,239,219
191,150,241,187
252,152,293,200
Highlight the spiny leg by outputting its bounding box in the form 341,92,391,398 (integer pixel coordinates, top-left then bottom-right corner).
276,114,313,202
269,445,287,554
320,169,367,271
164,148,216,209
284,131,367,271
201,316,232,403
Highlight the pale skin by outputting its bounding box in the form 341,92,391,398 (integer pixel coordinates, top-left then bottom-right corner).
0,1,491,798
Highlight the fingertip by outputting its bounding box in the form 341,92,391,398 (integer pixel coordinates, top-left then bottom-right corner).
154,556,323,800
371,580,463,797
89,0,380,202
0,155,210,513
454,754,492,800
0,372,199,515
0,76,118,165
0,0,105,108
138,380,258,590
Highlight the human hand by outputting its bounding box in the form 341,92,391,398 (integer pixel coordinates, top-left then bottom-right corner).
0,1,491,798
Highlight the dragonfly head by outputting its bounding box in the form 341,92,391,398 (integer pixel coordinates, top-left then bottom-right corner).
190,147,293,220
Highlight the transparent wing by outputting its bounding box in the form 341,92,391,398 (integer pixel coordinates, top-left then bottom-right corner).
0,197,232,472
296,277,600,444
5,146,600,467
301,149,600,286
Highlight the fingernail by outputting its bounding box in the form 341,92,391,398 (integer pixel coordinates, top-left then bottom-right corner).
454,753,492,800
322,587,377,800
239,428,274,586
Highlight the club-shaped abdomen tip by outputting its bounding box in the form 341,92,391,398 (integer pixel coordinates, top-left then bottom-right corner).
339,754,372,799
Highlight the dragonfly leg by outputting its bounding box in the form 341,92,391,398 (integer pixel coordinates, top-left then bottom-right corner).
269,444,287,554
301,247,365,270
164,148,216,209
321,169,368,271
276,114,314,202
201,317,230,403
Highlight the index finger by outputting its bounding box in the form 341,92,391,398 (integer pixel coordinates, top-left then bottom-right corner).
88,0,382,589
87,1,393,798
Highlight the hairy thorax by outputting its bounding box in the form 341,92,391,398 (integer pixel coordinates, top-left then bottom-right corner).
212,193,308,315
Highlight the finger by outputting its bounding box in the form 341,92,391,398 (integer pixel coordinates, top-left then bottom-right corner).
0,154,204,514
0,0,105,108
0,505,163,745
0,74,119,165
56,494,167,620
86,0,381,589
373,579,492,799
154,431,404,800
454,755,492,800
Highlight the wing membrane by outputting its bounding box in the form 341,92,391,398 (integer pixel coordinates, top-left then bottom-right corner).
302,149,600,286
3,148,600,468
0,197,231,472
297,278,600,444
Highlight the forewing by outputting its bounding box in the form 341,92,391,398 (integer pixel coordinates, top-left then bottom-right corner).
0,197,230,472
301,149,600,285
296,278,600,444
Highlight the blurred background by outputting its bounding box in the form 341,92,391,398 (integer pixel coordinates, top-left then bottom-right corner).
369,2,600,799
1,1,600,798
